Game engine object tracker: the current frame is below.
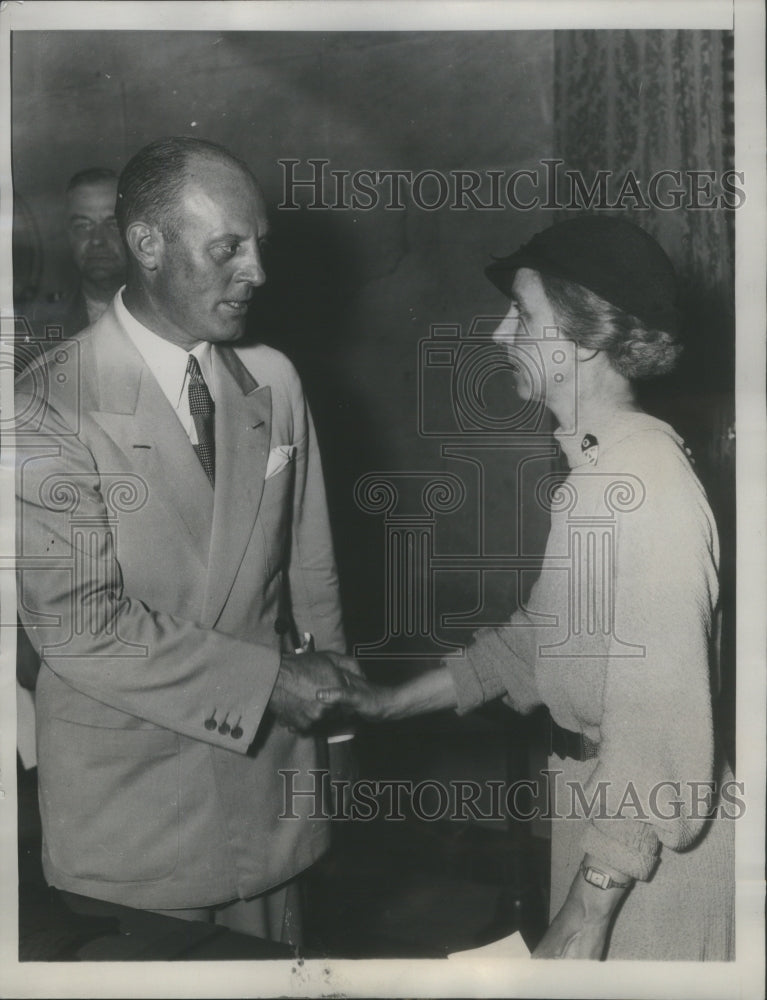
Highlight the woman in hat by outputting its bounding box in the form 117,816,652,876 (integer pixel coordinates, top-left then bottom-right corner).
320,216,735,961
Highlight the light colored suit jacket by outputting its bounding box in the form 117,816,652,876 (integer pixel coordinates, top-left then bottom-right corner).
15,300,345,909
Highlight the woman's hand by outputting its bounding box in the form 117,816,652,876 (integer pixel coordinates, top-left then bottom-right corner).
317,665,460,722
532,894,611,959
316,671,398,722
532,854,632,960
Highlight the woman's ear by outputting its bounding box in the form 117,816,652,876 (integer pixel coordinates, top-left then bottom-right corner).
125,221,163,272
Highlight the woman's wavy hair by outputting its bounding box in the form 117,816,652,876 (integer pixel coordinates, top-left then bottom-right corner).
538,272,683,381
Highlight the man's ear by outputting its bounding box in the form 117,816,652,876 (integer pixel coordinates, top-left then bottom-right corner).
575,344,600,363
125,221,163,272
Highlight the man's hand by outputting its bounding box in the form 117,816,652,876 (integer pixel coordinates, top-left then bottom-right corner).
324,651,364,678
268,651,360,732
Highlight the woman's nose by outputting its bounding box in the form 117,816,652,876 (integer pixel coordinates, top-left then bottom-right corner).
493,311,519,346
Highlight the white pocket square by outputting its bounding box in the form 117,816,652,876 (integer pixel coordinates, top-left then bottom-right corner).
265,444,297,480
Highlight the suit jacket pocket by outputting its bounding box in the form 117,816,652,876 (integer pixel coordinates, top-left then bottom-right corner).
40,719,180,883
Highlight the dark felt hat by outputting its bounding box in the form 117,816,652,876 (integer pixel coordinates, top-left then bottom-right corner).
485,216,681,334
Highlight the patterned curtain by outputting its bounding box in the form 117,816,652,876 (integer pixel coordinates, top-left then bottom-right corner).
555,31,733,289
553,29,736,759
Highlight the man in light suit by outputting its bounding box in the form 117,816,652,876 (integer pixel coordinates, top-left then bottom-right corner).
15,137,355,942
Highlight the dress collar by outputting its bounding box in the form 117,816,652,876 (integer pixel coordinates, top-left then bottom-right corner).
554,408,684,469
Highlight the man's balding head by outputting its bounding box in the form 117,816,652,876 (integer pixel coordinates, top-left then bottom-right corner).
116,136,257,242
119,137,270,349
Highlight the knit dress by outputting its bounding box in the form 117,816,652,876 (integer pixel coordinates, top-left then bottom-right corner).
448,411,735,960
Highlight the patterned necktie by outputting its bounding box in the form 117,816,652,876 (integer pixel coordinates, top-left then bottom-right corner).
187,354,215,486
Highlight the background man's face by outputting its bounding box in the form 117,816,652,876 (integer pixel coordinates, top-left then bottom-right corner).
151,157,269,348
66,179,126,287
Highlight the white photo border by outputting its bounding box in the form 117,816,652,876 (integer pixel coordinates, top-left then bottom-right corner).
0,2,763,997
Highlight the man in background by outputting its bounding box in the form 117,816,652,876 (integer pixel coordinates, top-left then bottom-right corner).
31,167,126,339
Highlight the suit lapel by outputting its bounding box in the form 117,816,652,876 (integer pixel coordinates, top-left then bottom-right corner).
87,309,214,563
200,345,272,627
83,305,274,624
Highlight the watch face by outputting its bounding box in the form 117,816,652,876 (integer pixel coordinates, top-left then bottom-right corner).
585,866,609,888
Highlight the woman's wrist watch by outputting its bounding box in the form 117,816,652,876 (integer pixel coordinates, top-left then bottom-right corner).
579,862,633,890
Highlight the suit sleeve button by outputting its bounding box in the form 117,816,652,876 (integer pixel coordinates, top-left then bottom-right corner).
218,721,231,735
231,726,243,740
204,716,217,731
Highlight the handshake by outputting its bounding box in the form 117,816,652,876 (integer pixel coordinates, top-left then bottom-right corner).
268,649,392,732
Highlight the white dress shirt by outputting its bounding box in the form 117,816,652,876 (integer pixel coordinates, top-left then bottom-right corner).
114,287,214,446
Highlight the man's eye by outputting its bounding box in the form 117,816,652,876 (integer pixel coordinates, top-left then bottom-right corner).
512,302,529,321
214,244,239,259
